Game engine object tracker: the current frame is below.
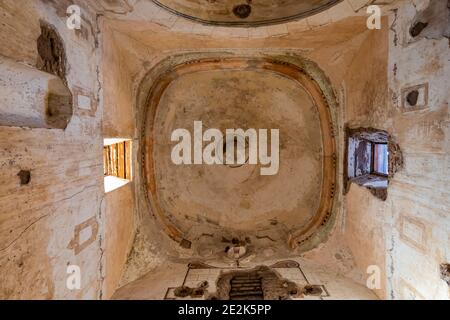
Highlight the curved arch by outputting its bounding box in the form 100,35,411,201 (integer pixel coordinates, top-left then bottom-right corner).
152,0,343,27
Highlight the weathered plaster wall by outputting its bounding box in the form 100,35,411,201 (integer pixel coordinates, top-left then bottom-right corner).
383,0,449,300
341,20,390,299
103,184,135,299
340,0,449,300
0,0,104,299
295,1,449,301
102,27,135,138
0,0,138,300
100,21,139,299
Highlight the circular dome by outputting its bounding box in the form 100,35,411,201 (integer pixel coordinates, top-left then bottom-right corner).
140,56,337,251
154,68,323,232
152,0,343,26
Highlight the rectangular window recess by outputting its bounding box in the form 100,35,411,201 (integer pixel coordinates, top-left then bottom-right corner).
103,138,132,193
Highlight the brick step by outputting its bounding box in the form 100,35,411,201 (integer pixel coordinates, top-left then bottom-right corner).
231,279,261,284
230,286,262,292
232,275,260,280
231,283,262,290
229,290,264,297
231,295,264,300
230,282,262,286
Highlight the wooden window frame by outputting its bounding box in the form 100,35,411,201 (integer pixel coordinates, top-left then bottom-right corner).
103,140,132,181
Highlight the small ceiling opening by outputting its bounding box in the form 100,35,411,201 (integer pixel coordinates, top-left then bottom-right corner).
233,4,252,19
103,138,132,193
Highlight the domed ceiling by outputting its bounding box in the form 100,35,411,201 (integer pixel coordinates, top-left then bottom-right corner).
140,56,337,253
152,0,343,26
154,69,323,232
